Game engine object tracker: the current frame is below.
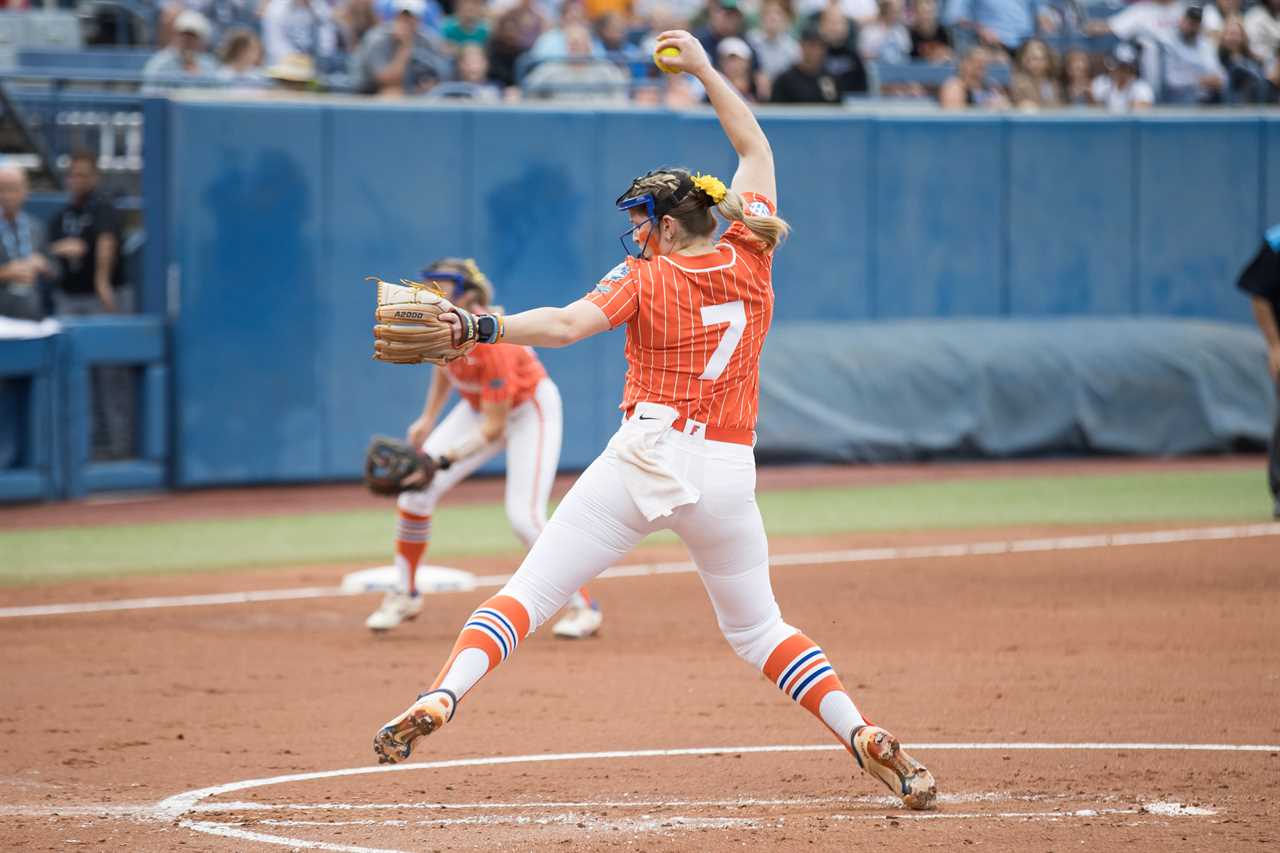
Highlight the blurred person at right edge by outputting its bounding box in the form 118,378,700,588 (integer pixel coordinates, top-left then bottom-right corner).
939,44,1010,108
1245,0,1280,63
1009,36,1061,108
1090,43,1153,111
1235,224,1280,521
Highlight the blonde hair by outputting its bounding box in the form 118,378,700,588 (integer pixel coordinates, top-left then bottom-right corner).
622,169,790,252
424,257,495,306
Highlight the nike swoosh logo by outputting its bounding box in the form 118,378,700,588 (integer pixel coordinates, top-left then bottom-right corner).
637,415,658,421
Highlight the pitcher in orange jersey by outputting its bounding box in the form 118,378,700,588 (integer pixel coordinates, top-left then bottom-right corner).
364,258,602,640
373,31,937,811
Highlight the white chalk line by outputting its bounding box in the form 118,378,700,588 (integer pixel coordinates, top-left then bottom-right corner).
147,740,1273,852
4,522,1279,620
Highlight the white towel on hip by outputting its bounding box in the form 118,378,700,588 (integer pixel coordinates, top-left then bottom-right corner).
608,402,700,521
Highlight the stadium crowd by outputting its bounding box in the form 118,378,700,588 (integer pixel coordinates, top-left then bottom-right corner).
120,0,1280,106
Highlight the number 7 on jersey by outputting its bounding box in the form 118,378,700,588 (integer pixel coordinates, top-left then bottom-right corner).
699,300,746,381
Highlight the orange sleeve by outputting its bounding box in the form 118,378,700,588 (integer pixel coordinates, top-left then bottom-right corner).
477,346,518,404
584,258,642,328
722,192,777,256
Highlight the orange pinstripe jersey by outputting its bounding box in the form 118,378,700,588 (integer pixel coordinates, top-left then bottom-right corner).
584,192,777,433
445,343,547,410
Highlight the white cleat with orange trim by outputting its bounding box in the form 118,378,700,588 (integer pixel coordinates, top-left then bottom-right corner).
365,591,423,632
851,724,937,810
373,689,455,765
552,604,603,639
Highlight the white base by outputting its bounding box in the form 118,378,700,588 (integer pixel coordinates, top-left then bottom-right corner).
341,564,477,595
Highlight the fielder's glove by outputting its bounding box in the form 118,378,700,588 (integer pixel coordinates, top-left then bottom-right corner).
370,277,476,365
363,436,444,495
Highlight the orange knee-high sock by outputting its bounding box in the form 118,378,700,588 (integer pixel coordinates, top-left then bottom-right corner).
394,510,431,596
763,632,867,750
429,594,531,703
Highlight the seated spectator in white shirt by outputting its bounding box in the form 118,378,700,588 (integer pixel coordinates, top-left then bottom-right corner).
262,0,343,71
749,1,801,81
1246,0,1280,63
1090,43,1154,110
858,0,912,63
144,10,219,87
522,23,628,101
351,0,452,94
1088,0,1222,85
1158,5,1225,103
215,27,268,88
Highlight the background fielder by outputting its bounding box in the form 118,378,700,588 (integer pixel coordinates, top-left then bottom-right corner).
365,258,602,638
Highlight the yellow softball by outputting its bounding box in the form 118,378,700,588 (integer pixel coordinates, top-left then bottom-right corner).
654,46,680,74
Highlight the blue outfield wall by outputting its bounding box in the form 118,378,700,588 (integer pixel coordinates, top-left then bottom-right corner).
146,100,1277,485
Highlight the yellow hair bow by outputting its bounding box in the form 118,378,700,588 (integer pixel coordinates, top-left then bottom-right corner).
692,173,727,205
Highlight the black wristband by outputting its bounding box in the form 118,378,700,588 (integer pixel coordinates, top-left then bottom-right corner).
476,314,501,345
435,455,452,470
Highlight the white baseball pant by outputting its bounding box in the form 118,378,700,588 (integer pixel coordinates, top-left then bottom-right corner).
398,377,562,548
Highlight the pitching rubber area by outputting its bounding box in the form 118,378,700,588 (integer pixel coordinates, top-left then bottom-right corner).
1,513,1277,850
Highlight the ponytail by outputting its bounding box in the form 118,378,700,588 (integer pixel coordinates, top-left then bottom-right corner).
717,190,790,252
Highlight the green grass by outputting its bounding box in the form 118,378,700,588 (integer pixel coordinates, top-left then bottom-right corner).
0,469,1269,584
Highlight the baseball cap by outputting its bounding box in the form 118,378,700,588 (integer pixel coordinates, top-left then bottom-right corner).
717,36,751,60
393,0,427,16
1107,43,1139,70
799,24,823,43
174,9,211,40
1184,4,1203,21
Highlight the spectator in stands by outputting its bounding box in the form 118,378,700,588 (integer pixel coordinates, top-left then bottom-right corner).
748,1,801,81
1246,0,1280,63
522,22,629,100
1158,5,1225,103
1090,42,1153,110
596,12,642,60
531,1,603,60
261,0,343,72
795,0,878,26
351,0,452,94
1060,46,1094,104
215,27,267,88
939,44,1010,107
858,0,912,63
1036,0,1085,37
451,42,505,99
160,0,259,51
943,0,1039,54
814,3,869,92
1010,36,1061,108
143,9,218,87
696,0,752,60
909,0,953,62
0,165,49,322
487,1,548,87
335,0,381,53
442,0,491,54
1219,16,1270,101
715,35,764,99
770,25,850,102
1087,0,1222,87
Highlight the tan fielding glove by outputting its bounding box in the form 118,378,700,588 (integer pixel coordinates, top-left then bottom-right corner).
370,277,476,366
